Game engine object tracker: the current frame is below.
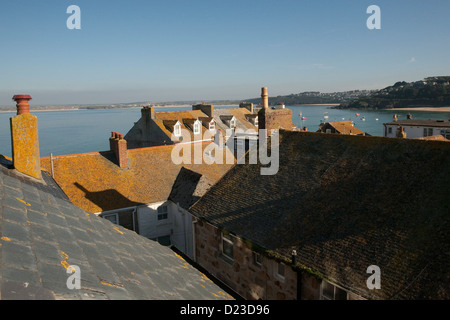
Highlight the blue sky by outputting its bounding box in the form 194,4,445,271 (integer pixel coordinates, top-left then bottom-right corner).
1,0,450,106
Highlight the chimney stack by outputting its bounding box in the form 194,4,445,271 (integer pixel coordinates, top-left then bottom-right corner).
239,102,254,113
257,87,294,136
192,104,214,117
109,131,128,168
261,87,269,109
10,95,42,179
141,106,155,120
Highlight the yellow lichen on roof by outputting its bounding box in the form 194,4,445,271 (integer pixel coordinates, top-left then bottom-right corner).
154,110,210,141
40,142,234,213
329,121,365,135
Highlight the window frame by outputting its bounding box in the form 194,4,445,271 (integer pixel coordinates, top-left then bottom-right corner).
230,118,236,129
252,251,263,267
102,212,119,225
174,123,181,137
320,280,349,300
276,262,285,280
193,121,201,135
221,232,234,262
157,205,168,221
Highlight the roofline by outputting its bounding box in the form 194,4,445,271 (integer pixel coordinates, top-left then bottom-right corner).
40,140,214,161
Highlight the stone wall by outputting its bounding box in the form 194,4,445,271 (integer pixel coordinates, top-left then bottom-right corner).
194,219,300,300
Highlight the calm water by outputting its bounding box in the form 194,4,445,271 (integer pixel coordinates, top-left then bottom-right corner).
1,105,450,158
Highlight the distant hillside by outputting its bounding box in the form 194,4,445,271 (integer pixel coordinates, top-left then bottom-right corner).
242,90,375,106
334,76,450,110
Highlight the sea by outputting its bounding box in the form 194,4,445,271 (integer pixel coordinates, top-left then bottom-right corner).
1,105,450,158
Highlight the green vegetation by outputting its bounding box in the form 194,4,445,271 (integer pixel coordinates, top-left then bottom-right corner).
335,76,450,110
243,90,374,106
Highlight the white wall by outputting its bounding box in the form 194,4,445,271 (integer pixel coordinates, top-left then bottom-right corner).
384,124,449,139
136,201,195,259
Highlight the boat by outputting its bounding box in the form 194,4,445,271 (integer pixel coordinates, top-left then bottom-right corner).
299,112,307,120
324,112,329,119
355,113,360,116
361,117,366,121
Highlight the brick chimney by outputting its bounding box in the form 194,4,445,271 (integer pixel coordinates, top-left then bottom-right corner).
10,95,42,179
261,87,269,109
239,102,254,113
141,106,155,120
257,87,294,136
192,104,214,117
109,131,128,168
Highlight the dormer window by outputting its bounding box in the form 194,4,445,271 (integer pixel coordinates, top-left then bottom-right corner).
230,118,236,129
174,123,181,137
193,120,201,135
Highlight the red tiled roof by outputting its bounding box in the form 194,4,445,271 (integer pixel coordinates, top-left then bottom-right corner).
40,142,234,213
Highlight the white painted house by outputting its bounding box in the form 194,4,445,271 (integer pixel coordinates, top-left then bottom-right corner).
383,116,450,139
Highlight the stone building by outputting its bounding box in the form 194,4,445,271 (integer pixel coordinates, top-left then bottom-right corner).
190,130,450,300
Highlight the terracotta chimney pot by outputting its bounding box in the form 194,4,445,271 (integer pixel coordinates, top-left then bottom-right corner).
12,95,32,115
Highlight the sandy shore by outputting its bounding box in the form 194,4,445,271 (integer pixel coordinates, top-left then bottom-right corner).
386,107,450,112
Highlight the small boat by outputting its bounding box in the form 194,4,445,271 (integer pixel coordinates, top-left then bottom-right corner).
355,113,360,116
299,112,307,120
301,117,307,120
361,117,366,121
324,112,329,119
375,118,379,121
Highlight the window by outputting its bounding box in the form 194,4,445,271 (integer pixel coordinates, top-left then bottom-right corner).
221,233,234,261
103,213,119,225
254,116,258,127
252,252,262,267
193,121,201,135
230,118,236,129
157,205,168,220
151,235,171,246
277,262,285,278
234,138,244,151
174,123,181,137
321,281,348,300
388,127,392,134
423,127,433,137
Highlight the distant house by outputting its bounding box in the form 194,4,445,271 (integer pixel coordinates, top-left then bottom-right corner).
124,104,259,151
124,88,296,156
317,121,366,136
189,130,450,300
383,115,450,139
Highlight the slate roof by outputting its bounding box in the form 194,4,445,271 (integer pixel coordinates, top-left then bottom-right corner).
318,121,365,135
213,108,258,133
0,156,233,300
169,167,215,211
384,119,450,128
190,130,450,300
40,143,234,213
